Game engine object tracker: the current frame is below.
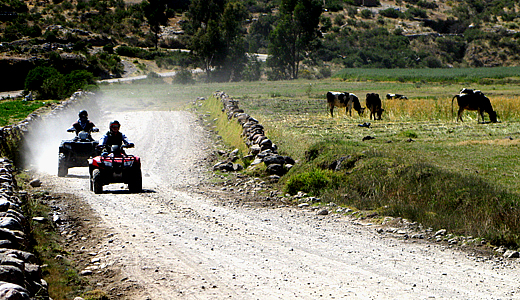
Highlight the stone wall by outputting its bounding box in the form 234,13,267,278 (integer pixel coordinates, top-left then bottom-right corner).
0,158,49,300
212,91,295,182
0,90,93,299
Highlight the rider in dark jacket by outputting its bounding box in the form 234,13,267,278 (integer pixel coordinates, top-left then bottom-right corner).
98,120,134,154
68,110,97,138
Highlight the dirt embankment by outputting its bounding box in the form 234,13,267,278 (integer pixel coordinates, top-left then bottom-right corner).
26,96,520,300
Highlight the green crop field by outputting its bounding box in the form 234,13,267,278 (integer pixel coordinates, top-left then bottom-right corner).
101,77,520,247
0,100,54,127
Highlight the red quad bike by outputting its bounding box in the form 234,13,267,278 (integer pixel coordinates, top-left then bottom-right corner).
88,144,142,194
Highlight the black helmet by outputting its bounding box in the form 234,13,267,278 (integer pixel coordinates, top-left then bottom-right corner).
110,120,120,129
79,110,88,118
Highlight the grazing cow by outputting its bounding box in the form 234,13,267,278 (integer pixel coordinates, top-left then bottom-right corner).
366,93,384,120
451,90,497,123
386,93,408,100
326,91,365,117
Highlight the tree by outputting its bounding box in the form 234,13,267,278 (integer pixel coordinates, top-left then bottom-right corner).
143,0,168,50
187,0,247,82
267,0,322,79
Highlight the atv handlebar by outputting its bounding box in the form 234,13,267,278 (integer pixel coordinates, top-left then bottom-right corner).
67,128,99,133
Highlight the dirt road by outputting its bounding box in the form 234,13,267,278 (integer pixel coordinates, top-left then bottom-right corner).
26,100,520,299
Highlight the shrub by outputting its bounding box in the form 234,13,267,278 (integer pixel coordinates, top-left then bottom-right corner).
25,66,96,99
285,169,343,196
173,69,195,85
360,9,373,19
379,8,403,18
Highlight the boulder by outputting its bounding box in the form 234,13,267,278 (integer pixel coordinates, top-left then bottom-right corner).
0,265,24,286
263,155,286,166
0,282,30,300
266,164,285,176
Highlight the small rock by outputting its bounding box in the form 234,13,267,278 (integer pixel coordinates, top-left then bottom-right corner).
29,179,41,187
317,209,328,215
434,229,447,236
503,250,520,259
79,270,93,276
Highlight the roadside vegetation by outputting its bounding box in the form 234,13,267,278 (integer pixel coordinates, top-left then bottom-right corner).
15,172,99,300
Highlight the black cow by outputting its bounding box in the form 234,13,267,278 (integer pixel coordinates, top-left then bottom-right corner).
326,91,365,117
451,91,497,123
366,93,384,120
386,93,407,100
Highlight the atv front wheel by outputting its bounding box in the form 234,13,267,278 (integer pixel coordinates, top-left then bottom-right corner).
92,169,103,194
58,154,68,177
129,169,142,193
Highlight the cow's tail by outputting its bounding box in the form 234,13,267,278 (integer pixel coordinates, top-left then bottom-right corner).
451,95,458,120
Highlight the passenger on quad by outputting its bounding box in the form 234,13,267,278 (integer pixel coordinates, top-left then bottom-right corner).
67,110,98,140
98,120,134,155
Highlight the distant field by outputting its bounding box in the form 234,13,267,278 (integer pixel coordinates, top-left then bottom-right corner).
334,67,520,84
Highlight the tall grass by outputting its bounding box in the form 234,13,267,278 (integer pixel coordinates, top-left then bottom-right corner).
199,95,249,157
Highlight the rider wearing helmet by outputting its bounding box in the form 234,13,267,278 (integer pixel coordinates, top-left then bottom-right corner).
68,110,97,135
99,120,134,153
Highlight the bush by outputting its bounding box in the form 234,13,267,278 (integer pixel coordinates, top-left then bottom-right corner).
25,66,97,99
360,9,373,19
285,169,343,196
173,69,195,85
379,8,403,18
242,56,262,81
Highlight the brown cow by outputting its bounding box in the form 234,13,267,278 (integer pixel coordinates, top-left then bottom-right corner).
366,93,384,120
326,91,365,117
451,90,497,123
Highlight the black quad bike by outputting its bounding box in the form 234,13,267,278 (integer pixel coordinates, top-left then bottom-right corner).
58,128,99,177
88,144,142,194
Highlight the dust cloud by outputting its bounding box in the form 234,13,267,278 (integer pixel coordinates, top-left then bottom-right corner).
21,96,103,175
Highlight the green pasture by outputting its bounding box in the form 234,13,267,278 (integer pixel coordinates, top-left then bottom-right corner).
334,66,520,84
100,78,520,246
0,100,54,126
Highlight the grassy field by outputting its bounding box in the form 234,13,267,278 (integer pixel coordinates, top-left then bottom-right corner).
100,78,520,247
334,66,520,84
0,99,57,126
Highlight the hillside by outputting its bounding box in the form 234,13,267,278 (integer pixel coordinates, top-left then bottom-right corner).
0,0,519,91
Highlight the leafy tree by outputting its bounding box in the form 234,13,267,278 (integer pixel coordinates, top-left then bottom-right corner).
143,0,168,49
187,0,248,82
24,66,61,93
25,66,96,99
267,0,322,79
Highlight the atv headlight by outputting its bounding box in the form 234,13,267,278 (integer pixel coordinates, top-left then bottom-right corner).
104,161,112,167
124,161,133,167
64,144,72,150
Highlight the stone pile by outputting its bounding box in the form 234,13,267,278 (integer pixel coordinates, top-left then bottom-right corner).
0,159,49,300
213,91,295,181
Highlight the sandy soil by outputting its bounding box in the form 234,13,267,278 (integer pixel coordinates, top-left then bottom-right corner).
26,102,520,299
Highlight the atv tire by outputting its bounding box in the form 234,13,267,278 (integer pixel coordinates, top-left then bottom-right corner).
58,154,68,177
89,173,93,191
129,169,142,193
92,169,103,194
